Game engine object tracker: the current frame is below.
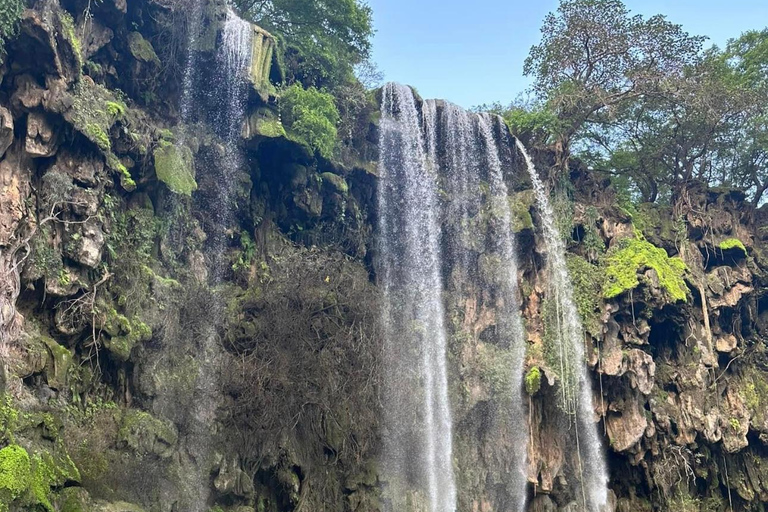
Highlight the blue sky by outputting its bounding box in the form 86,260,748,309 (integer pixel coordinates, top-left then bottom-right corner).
366,0,768,108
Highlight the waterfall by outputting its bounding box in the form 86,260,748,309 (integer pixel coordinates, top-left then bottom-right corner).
169,6,254,511
476,114,528,512
378,83,457,512
515,139,609,510
379,86,529,512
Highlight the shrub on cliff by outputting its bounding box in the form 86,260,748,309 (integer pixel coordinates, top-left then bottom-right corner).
280,83,340,159
0,0,24,61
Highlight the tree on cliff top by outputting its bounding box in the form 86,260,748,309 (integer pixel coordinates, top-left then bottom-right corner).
524,0,705,169
234,0,374,88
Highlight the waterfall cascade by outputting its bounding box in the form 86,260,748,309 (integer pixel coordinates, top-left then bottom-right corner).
378,83,458,512
170,6,255,511
378,84,529,512
516,140,609,510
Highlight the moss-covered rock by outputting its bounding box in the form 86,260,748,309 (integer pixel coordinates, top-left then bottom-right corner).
525,366,541,395
320,172,348,195
719,237,747,255
103,311,152,362
127,32,160,66
603,236,689,302
509,190,535,233
0,444,31,505
118,410,178,458
40,336,72,391
153,144,197,196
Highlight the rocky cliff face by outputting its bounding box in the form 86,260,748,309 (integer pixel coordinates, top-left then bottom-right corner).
0,0,767,511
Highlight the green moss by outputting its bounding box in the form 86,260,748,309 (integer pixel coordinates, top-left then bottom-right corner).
476,344,516,398
40,336,73,391
509,190,534,233
0,396,19,443
127,32,160,65
59,11,82,72
602,236,689,302
153,144,197,196
118,410,178,457
85,124,110,152
525,366,541,395
106,101,126,118
0,0,24,62
719,238,747,255
0,445,30,504
320,172,349,195
103,310,152,362
729,418,741,432
252,115,286,139
566,254,604,337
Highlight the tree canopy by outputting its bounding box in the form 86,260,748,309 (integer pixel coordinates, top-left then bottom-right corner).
505,0,768,205
234,0,374,88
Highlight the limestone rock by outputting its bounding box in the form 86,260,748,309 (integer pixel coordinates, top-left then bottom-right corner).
213,456,255,498
25,111,60,157
606,394,647,452
0,106,13,159
18,0,82,84
0,145,33,246
65,219,104,268
118,409,178,458
715,333,738,353
50,148,104,186
79,17,113,59
10,74,45,111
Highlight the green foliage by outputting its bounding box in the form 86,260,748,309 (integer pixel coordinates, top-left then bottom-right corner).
0,0,24,61
153,144,196,196
237,0,373,88
525,366,541,395
719,238,747,254
232,231,256,273
504,105,560,144
603,235,689,302
280,84,340,159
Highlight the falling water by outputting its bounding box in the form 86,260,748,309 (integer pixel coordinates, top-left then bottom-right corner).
476,113,529,512
170,6,254,511
378,83,457,512
515,139,609,510
208,8,253,268
380,87,530,511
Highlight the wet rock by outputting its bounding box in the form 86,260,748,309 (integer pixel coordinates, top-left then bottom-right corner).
50,147,104,186
625,349,655,395
18,0,82,84
69,219,104,268
715,333,738,353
